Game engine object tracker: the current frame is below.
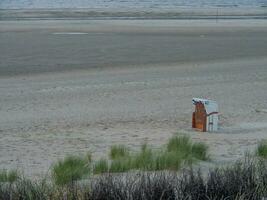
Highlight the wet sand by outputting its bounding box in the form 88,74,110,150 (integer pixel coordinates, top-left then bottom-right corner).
0,19,267,177
1,19,267,76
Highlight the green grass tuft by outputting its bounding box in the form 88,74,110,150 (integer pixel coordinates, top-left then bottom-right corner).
167,136,191,153
0,169,19,183
52,155,90,186
192,142,209,161
155,151,182,171
166,135,209,161
93,158,109,174
257,140,267,158
109,159,132,173
109,145,129,160
132,143,155,170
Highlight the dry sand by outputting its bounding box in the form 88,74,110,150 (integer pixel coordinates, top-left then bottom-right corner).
0,19,267,178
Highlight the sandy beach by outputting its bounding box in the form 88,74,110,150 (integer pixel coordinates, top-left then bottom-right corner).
0,19,267,178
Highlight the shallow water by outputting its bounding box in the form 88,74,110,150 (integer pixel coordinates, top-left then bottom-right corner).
1,0,266,9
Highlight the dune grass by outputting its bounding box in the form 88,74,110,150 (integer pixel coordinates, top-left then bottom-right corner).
88,159,267,200
0,170,19,183
2,141,267,199
167,135,192,152
92,135,209,174
109,159,132,173
131,143,155,170
109,145,129,160
256,140,267,158
49,135,207,180
154,151,183,171
192,142,209,160
167,136,209,161
0,135,210,198
52,155,91,186
93,159,109,174
1,157,267,200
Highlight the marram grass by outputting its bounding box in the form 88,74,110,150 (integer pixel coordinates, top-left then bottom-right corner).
109,145,129,160
167,136,209,161
93,158,109,174
256,140,267,158
0,169,19,183
92,135,209,174
1,141,267,199
1,156,267,200
52,155,90,186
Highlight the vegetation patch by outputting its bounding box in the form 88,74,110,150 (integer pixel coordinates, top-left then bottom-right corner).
0,170,19,183
93,159,109,174
1,157,267,200
109,145,129,160
0,135,211,199
257,140,267,158
52,155,91,186
91,157,267,200
92,135,209,173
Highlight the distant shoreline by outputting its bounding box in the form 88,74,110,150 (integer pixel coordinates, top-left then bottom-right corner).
0,8,266,20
